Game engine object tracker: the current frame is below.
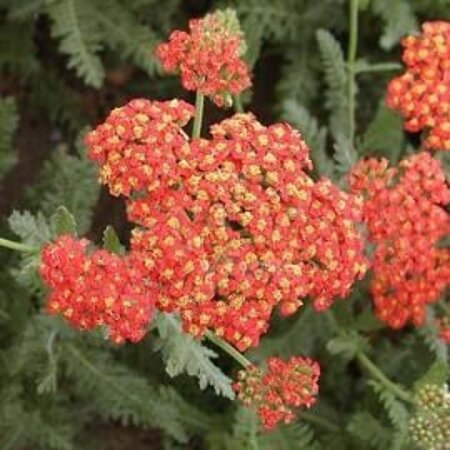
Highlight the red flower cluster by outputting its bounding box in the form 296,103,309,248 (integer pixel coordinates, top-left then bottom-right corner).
349,152,450,329
234,356,320,429
40,235,155,344
85,98,194,197
386,21,450,151
155,9,251,106
86,103,368,351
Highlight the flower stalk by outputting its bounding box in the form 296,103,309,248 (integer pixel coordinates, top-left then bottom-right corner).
0,237,37,253
347,0,359,145
356,350,413,403
192,92,205,139
204,330,251,368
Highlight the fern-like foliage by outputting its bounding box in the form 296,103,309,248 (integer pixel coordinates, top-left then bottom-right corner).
46,0,105,88
27,138,99,234
372,0,418,50
259,422,321,450
7,210,52,292
154,313,234,399
368,380,409,433
0,96,18,178
280,100,333,178
316,29,349,141
346,412,391,449
0,21,39,76
361,101,404,160
63,343,188,442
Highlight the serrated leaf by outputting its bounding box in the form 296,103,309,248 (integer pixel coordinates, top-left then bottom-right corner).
316,29,349,140
51,206,77,236
361,101,403,160
155,313,234,399
327,331,364,360
413,361,449,393
333,134,357,175
102,225,124,255
0,96,19,178
372,0,418,50
281,100,333,178
46,0,105,87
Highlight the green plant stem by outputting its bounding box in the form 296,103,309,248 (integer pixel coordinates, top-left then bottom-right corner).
192,92,205,139
355,62,402,74
0,237,37,253
204,330,251,368
356,351,413,403
347,0,359,145
233,94,244,113
297,410,341,433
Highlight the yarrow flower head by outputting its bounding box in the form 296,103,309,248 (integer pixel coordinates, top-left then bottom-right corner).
349,152,450,329
410,384,450,449
40,235,155,344
233,356,320,429
155,9,251,106
386,21,450,151
86,102,368,351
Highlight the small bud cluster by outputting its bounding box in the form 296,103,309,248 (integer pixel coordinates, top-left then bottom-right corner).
410,384,450,449
155,9,251,106
40,235,155,343
233,356,320,429
387,21,450,151
349,152,450,329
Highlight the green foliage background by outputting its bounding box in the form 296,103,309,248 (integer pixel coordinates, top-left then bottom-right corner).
0,0,449,449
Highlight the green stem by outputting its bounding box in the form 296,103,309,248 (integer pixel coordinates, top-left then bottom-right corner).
355,62,402,74
347,0,359,146
233,94,244,113
0,237,37,253
297,410,341,434
356,351,413,403
204,330,252,368
192,92,205,139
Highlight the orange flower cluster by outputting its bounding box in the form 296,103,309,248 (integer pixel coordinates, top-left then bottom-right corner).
40,235,155,343
85,101,367,351
155,9,251,106
387,21,450,151
349,152,450,329
234,356,320,429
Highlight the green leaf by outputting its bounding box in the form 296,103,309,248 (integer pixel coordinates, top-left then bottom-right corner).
361,101,403,160
228,407,260,450
368,380,409,431
259,423,320,450
413,360,449,393
51,206,77,236
347,412,390,448
327,331,366,360
102,225,124,255
0,96,19,178
8,210,52,247
280,100,333,178
27,139,100,234
372,0,418,50
46,0,105,87
155,313,235,399
64,343,188,442
316,29,349,140
333,134,357,176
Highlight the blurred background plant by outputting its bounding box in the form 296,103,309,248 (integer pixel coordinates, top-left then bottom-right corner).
0,0,449,449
